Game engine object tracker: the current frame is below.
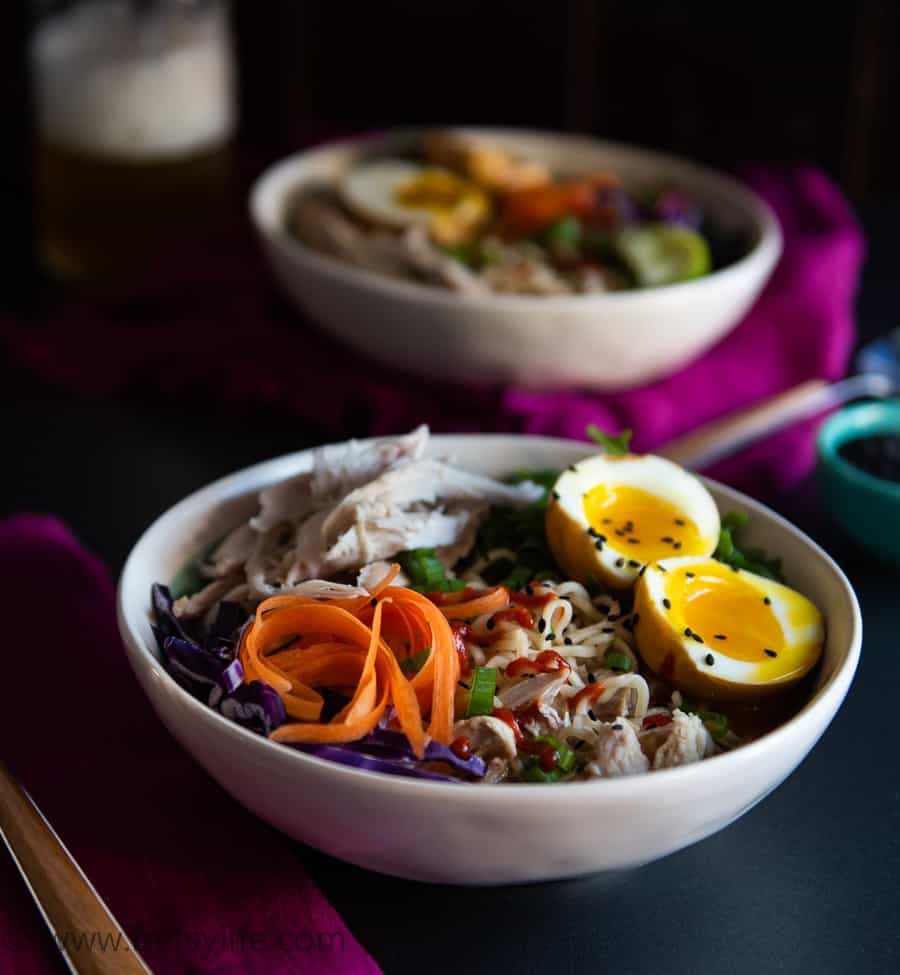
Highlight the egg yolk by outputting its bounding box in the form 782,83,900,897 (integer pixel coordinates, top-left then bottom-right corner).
395,171,479,216
669,565,783,662
583,483,705,563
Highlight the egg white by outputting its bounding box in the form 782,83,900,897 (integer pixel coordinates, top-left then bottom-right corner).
339,159,442,228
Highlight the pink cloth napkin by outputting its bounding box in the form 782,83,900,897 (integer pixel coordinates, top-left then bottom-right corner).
4,166,863,496
0,514,381,975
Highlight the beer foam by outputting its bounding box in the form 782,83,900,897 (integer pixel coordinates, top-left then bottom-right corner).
32,1,235,159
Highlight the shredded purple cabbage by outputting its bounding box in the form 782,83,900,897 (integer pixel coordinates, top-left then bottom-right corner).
295,744,464,782
653,188,702,229
150,583,283,734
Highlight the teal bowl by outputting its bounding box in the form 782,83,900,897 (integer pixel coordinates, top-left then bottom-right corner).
817,399,900,565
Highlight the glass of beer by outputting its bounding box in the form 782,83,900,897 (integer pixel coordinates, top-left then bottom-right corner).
30,0,236,285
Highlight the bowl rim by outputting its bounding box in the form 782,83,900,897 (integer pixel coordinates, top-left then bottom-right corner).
248,126,784,313
817,398,900,501
118,433,861,804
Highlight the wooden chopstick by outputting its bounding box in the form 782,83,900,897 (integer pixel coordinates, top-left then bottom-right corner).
0,760,153,975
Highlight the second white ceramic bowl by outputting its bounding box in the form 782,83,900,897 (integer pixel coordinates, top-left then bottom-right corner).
118,435,860,885
249,128,782,391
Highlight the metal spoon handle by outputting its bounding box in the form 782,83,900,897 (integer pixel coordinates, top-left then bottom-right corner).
657,373,894,470
0,761,153,975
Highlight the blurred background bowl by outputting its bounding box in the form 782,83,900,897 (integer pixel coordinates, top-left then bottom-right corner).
249,128,782,391
817,399,900,565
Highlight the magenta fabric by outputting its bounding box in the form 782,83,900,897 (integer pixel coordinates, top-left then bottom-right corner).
4,166,863,496
0,514,382,975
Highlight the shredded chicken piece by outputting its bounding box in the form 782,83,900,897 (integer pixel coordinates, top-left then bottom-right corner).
497,670,569,714
453,716,517,761
585,720,650,778
176,427,542,618
645,710,715,769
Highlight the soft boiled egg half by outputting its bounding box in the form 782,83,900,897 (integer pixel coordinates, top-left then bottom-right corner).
633,557,825,701
546,453,721,591
339,159,490,244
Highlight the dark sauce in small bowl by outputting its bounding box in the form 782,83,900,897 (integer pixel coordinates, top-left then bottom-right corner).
838,434,900,484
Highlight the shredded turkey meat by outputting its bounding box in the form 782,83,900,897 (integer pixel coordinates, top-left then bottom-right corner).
174,426,542,618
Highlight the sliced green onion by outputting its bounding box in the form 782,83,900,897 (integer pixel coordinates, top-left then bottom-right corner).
585,426,633,456
698,709,729,741
397,548,465,593
541,215,583,253
603,649,633,673
399,647,432,677
680,701,729,741
522,764,563,783
535,735,576,773
465,667,497,718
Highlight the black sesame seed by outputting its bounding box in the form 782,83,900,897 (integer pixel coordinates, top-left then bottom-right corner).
638,565,647,576
674,542,682,550
628,538,641,544
764,648,778,658
705,653,715,666
675,518,686,526
692,633,704,644
537,618,546,633
602,518,612,524
628,559,640,568
763,596,771,605
595,540,604,551
615,529,626,537
546,631,556,641
684,627,693,637
685,571,695,578
661,536,674,544
657,564,668,572
612,723,623,731
486,618,496,630
615,558,625,568
714,633,727,640
662,598,671,609
587,527,598,537
564,637,573,645
596,533,607,543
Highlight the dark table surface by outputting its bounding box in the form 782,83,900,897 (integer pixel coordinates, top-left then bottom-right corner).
3,201,899,975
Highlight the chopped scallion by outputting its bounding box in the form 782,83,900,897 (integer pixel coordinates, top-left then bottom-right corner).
603,649,633,672
465,667,497,718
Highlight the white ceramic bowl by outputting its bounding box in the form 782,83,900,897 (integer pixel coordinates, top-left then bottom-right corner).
249,128,782,391
118,435,860,885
